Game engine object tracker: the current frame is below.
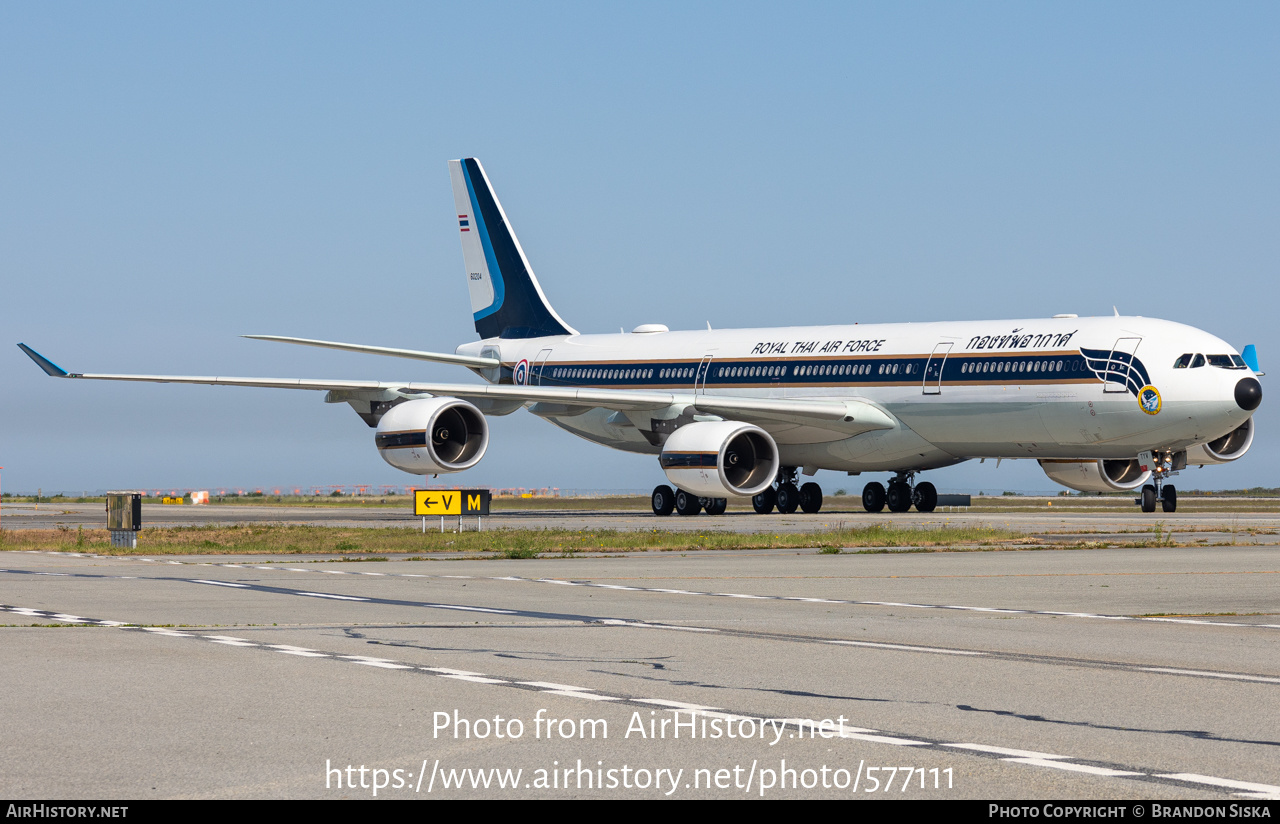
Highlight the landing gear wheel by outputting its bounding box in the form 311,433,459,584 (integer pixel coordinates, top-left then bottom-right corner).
752,486,776,514
1161,484,1177,513
775,482,800,514
799,482,823,514
886,481,913,513
651,485,675,516
675,489,701,516
862,482,886,513
705,498,728,516
914,481,938,513
1141,484,1157,513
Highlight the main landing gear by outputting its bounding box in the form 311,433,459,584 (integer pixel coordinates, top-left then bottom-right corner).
1137,451,1178,513
650,485,727,517
751,467,823,515
651,466,825,517
861,473,937,513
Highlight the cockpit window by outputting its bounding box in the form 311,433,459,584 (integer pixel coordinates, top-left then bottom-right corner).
1191,354,1205,368
1173,353,1193,368
1207,354,1246,369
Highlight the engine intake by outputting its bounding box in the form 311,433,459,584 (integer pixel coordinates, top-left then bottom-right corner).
1186,418,1254,466
659,421,779,497
375,397,489,474
1038,458,1151,494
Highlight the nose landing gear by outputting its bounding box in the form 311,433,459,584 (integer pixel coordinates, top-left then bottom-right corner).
862,473,938,513
1137,450,1180,513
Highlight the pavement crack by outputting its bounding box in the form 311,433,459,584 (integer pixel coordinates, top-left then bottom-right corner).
955,704,1280,747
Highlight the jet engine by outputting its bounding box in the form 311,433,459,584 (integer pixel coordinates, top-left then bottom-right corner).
1038,458,1151,494
659,421,779,497
1185,418,1255,466
374,397,489,474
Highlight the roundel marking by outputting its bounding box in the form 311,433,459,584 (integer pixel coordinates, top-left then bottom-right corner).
514,359,530,386
1139,385,1161,415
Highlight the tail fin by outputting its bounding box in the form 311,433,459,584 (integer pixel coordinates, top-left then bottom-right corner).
449,158,576,339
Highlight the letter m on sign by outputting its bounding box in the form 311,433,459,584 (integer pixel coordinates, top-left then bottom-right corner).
462,490,491,515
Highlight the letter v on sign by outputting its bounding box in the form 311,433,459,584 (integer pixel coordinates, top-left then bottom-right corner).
414,490,462,515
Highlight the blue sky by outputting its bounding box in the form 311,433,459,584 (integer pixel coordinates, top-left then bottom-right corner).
3,2,1278,494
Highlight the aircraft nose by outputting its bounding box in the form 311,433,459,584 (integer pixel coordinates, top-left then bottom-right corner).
1235,377,1262,411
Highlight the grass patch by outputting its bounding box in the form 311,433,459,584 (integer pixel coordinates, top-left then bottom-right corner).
0,522,1025,556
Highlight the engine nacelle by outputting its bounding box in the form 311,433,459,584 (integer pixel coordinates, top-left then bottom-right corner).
1038,458,1151,494
659,421,779,497
375,397,489,474
1186,418,1255,466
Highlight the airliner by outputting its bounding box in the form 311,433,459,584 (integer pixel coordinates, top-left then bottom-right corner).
19,158,1263,516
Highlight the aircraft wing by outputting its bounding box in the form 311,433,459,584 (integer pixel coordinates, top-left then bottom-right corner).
18,344,896,434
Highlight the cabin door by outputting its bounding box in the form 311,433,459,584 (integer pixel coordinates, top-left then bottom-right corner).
695,355,715,395
922,342,953,395
532,349,554,385
1103,337,1142,394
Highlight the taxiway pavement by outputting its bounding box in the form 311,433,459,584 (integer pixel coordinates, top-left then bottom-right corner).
2,532,1278,799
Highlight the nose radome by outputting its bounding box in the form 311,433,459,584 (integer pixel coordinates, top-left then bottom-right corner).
1235,377,1262,411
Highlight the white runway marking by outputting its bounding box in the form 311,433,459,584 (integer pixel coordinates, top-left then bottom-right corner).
204,635,256,647
297,592,369,601
269,644,327,657
1156,774,1280,799
543,690,619,700
842,732,928,747
519,681,595,691
1005,757,1142,777
438,674,506,684
634,699,721,711
342,655,412,670
944,743,1069,760
829,639,985,656
1141,667,1280,684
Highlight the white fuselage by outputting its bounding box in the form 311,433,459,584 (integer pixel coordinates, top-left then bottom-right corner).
457,315,1254,473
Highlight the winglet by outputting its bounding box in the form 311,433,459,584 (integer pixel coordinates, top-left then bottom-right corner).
17,344,70,377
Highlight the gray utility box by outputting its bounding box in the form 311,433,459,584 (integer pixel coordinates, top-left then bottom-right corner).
106,492,142,549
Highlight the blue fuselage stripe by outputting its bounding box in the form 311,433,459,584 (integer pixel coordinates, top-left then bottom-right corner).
508,352,1104,389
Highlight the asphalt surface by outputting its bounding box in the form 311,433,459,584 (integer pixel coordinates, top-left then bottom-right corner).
2,520,1279,799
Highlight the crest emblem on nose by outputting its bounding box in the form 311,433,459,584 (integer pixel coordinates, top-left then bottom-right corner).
1139,385,1161,415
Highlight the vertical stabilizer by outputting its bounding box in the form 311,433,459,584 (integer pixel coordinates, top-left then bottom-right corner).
449,159,577,339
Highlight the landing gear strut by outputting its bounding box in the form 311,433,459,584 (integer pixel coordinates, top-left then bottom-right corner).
862,473,937,513
1137,451,1179,513
751,467,823,515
